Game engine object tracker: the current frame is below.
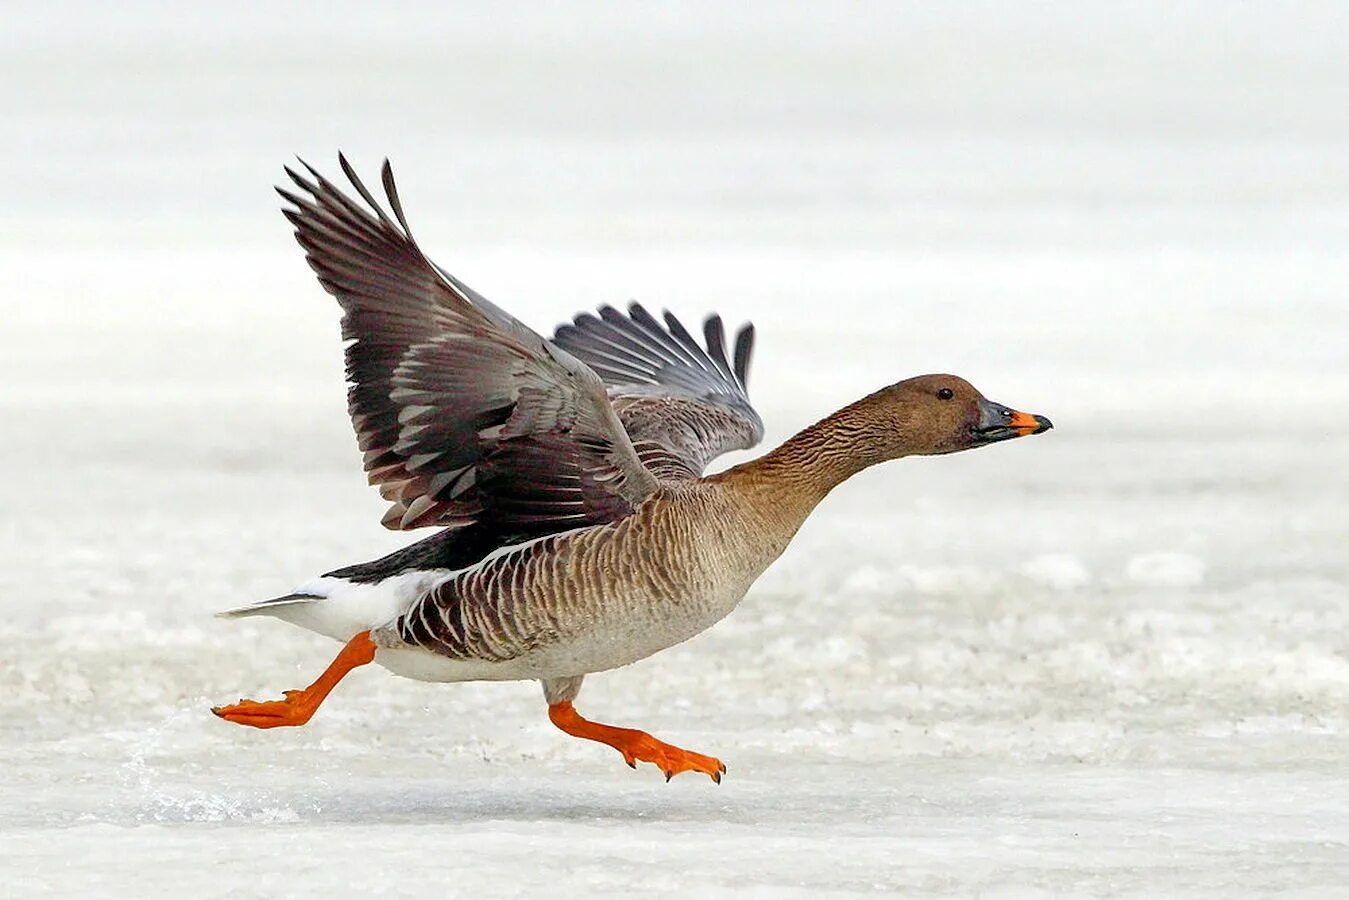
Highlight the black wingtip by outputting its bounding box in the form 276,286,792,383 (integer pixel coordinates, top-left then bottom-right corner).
337,152,362,194
336,152,360,197
627,302,663,334
380,158,414,237
733,322,755,389
281,159,320,199
661,309,706,363
296,156,325,187
702,314,733,379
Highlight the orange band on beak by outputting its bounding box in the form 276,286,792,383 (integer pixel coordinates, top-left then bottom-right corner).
1007,410,1041,435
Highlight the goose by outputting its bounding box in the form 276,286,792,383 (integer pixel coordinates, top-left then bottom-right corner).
212,156,1053,782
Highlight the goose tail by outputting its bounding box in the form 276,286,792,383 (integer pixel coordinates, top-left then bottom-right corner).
216,592,324,619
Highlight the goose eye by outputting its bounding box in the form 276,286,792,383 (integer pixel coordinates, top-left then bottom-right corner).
937,387,954,400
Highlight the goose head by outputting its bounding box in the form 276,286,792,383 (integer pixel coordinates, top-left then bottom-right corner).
869,374,1052,458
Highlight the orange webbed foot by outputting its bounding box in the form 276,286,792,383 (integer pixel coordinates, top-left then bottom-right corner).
211,631,375,730
548,701,727,783
212,690,318,729
615,731,727,783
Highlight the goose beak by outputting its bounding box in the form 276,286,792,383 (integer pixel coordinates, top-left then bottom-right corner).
973,400,1053,444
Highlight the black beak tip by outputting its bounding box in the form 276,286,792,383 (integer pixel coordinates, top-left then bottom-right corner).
1032,414,1053,434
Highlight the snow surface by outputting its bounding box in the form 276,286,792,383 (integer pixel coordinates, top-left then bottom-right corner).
3,2,1348,896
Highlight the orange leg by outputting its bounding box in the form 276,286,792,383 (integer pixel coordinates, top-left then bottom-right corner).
548,701,726,783
212,631,376,729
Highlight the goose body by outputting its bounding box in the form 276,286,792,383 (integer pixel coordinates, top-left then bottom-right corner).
213,156,1052,781
231,469,796,686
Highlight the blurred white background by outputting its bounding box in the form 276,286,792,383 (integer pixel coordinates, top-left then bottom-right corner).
2,2,1347,896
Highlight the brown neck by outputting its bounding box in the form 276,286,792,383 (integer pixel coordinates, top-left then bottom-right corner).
713,388,899,523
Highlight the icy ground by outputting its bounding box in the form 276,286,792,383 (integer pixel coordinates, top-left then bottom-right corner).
3,2,1349,896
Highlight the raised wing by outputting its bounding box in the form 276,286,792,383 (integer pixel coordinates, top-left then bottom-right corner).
278,156,658,533
553,303,764,480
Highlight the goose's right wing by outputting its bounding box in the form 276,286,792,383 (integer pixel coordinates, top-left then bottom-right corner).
553,303,764,480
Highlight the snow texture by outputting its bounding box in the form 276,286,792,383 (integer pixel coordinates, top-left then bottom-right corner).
2,2,1348,896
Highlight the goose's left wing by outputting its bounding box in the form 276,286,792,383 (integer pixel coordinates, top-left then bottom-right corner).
279,156,659,533
553,303,764,480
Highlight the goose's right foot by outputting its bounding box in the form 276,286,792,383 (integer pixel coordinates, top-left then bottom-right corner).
547,701,727,783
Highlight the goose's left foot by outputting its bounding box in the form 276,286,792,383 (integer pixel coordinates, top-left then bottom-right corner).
212,630,376,729
548,701,727,783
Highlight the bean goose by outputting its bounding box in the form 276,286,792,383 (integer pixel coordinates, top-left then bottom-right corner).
212,156,1052,782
